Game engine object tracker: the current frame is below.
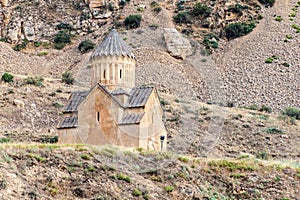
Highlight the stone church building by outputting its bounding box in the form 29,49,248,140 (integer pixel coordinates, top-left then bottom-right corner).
58,29,167,151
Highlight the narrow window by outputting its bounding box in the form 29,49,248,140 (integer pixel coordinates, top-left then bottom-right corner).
97,112,100,122
103,70,106,79
120,69,122,79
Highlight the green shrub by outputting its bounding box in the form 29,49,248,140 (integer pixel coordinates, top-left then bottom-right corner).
0,138,11,143
132,188,142,196
256,151,268,160
78,40,95,52
124,14,142,29
225,22,256,39
228,4,248,16
52,101,64,108
266,127,283,134
54,43,65,50
241,104,258,110
282,62,290,67
62,71,75,84
150,1,159,7
192,2,212,17
202,34,219,49
258,0,276,7
286,35,292,39
0,37,9,43
119,0,126,8
164,185,174,192
116,173,131,183
23,76,44,86
34,41,41,47
153,6,162,13
259,105,272,113
173,12,191,24
56,22,73,30
13,39,29,51
176,0,185,10
282,107,300,119
275,15,283,22
1,72,14,83
265,55,278,63
37,51,48,56
80,154,90,160
54,30,71,49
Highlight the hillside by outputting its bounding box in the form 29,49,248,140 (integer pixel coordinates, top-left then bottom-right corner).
0,0,300,199
0,144,299,199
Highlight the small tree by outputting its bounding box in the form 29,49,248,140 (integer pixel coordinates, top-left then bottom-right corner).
62,71,75,85
124,14,142,29
54,30,71,49
192,2,212,17
78,40,95,52
225,22,256,39
173,12,191,24
1,72,14,83
282,107,300,120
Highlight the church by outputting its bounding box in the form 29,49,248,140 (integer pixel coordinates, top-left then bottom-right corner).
57,29,167,151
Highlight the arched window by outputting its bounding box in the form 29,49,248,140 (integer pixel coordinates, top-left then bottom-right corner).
120,69,122,79
103,70,106,79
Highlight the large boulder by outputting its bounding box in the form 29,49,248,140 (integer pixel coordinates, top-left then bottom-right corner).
164,28,193,59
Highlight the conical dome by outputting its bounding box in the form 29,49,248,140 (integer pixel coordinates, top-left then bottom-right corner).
90,29,135,60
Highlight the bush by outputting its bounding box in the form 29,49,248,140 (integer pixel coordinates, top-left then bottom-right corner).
0,37,9,43
54,43,65,50
23,76,44,86
228,4,248,16
54,30,71,49
62,71,75,85
34,41,41,47
282,107,300,119
78,40,95,52
164,186,174,192
173,12,191,24
13,39,29,51
202,34,219,49
1,72,14,83
266,127,283,134
56,22,73,30
258,0,276,7
132,188,142,196
153,6,162,13
275,15,283,22
54,30,71,44
225,22,256,39
192,2,212,17
265,55,278,63
124,14,142,29
259,105,272,113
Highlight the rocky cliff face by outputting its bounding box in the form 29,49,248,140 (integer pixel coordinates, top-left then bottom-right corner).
0,0,117,43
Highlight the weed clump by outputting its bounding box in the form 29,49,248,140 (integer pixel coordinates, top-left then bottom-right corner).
1,72,14,83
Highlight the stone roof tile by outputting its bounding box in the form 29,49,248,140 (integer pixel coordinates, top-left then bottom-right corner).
58,116,78,129
90,29,135,60
119,112,145,125
126,86,154,108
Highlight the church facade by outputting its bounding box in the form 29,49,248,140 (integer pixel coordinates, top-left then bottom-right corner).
57,29,167,151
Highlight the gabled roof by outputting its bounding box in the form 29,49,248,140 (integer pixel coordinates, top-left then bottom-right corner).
63,91,89,113
90,29,135,60
126,86,154,108
119,112,145,125
58,116,78,129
